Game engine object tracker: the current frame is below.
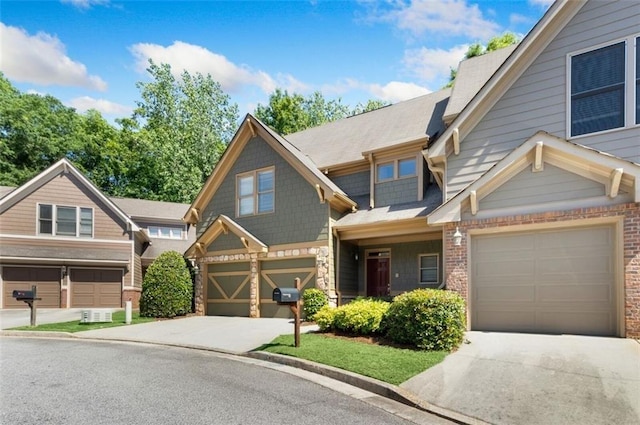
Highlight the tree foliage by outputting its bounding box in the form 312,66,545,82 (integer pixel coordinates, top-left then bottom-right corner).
255,89,388,135
445,32,520,88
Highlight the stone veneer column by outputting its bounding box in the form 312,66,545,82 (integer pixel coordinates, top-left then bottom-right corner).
194,261,204,316
249,254,259,318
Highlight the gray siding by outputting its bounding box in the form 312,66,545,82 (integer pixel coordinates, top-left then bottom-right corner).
331,171,369,197
358,240,443,294
338,240,359,294
447,0,640,200
375,177,418,206
199,137,330,245
480,165,605,210
207,232,245,252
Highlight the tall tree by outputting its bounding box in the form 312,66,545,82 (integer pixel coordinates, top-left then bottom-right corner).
255,89,387,135
445,32,520,88
0,72,83,185
131,61,239,203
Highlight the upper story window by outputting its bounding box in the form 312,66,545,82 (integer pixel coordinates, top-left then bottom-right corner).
376,157,417,183
419,254,439,285
38,204,93,238
237,167,274,217
147,226,183,239
569,35,639,137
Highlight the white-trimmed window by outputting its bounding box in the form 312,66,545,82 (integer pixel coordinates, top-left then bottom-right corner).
569,35,640,137
419,254,439,284
38,204,93,238
237,167,274,217
376,157,417,182
147,226,183,239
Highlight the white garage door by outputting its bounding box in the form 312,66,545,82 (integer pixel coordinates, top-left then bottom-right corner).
471,225,617,336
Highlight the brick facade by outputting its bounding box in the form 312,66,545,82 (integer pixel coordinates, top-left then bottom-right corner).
444,203,640,338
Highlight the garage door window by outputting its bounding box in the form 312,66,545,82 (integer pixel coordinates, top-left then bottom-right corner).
39,204,93,238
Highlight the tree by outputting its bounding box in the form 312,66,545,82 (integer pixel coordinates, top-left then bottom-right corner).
445,32,520,88
255,89,388,135
131,61,239,203
0,73,84,185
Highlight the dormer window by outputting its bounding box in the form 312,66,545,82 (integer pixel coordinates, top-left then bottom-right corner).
376,158,417,182
38,204,93,238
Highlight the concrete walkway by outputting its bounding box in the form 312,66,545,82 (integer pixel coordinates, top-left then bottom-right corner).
401,332,640,425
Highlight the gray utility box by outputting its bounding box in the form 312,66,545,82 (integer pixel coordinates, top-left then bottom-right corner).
272,287,300,304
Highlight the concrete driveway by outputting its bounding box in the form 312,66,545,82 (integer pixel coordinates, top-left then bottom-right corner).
0,308,88,329
401,332,640,425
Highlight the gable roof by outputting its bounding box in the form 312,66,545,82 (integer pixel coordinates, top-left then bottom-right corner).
0,158,141,233
428,0,587,162
185,214,267,257
286,89,451,170
443,44,518,124
184,114,356,224
111,197,190,222
428,131,640,224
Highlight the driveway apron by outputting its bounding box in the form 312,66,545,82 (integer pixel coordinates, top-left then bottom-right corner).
401,332,640,425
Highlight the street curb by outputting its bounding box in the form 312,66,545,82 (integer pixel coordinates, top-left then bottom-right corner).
1,330,77,338
247,351,489,425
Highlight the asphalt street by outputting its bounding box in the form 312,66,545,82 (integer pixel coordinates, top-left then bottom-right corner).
0,338,453,425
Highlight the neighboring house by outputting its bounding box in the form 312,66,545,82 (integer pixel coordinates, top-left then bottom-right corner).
0,159,193,309
185,0,639,338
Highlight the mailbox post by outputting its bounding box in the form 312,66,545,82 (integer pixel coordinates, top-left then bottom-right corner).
12,285,41,326
272,278,302,348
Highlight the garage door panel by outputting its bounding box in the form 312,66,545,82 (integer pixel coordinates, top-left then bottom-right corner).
259,258,316,319
2,267,60,308
537,284,611,302
471,225,616,336
206,262,250,317
476,286,535,302
70,268,121,308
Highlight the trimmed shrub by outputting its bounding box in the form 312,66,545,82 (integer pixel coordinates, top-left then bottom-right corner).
140,251,193,318
302,288,328,321
332,299,390,335
313,305,336,332
382,289,466,351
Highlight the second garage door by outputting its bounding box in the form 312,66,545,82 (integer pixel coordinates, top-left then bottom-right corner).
471,225,617,336
70,269,122,308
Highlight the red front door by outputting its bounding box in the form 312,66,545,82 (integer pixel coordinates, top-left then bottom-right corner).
366,254,390,297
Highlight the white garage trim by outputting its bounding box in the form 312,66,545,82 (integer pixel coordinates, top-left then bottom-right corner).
467,216,624,337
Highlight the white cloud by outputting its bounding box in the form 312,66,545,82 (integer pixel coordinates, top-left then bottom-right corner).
61,0,109,9
365,0,501,40
529,0,554,7
366,81,431,102
129,41,306,95
510,13,534,26
67,96,132,115
0,23,107,91
321,78,429,103
403,44,469,85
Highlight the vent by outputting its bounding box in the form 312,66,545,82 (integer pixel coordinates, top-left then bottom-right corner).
80,309,113,323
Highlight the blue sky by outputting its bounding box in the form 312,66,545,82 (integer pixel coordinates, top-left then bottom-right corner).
1,0,553,121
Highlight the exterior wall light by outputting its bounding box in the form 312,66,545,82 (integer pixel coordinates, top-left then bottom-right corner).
453,227,463,247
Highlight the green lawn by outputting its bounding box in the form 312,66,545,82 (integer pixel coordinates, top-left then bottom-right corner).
10,311,156,333
255,333,448,385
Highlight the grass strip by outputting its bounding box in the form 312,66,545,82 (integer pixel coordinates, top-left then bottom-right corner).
10,311,155,333
255,332,447,385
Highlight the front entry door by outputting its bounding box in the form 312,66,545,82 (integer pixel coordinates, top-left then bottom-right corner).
366,252,390,297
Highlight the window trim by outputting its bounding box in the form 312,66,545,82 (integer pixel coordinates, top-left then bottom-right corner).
37,203,94,238
418,253,439,285
236,166,275,217
375,156,417,183
566,34,640,139
147,225,183,239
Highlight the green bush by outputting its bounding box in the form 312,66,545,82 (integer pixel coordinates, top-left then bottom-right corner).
302,288,328,321
313,305,336,332
382,289,466,351
332,299,390,335
140,251,193,318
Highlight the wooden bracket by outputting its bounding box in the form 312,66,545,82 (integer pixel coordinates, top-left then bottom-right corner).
470,190,478,215
452,128,460,155
609,168,623,198
533,141,544,172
